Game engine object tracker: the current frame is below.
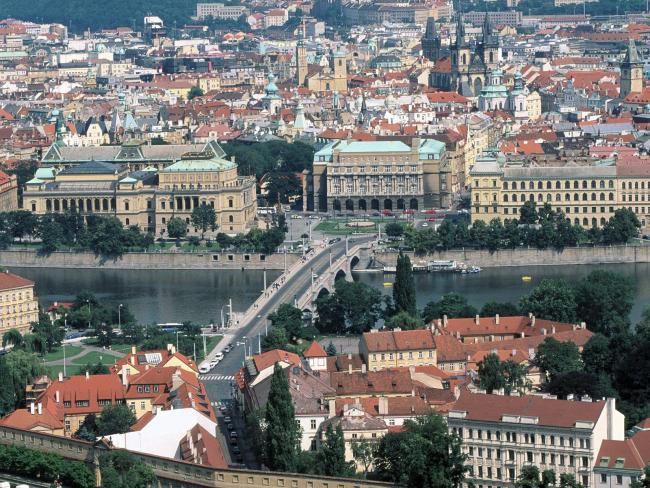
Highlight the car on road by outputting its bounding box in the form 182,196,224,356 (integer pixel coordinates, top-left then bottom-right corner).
223,345,231,353
198,363,210,374
223,416,232,423
215,352,224,361
230,431,238,439
227,423,234,431
290,214,302,219
229,437,238,446
232,446,241,455
421,222,429,227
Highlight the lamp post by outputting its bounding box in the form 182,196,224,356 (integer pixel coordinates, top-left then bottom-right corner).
242,336,247,366
118,304,123,332
176,330,180,353
86,300,91,329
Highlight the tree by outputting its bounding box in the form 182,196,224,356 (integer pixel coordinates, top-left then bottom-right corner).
560,473,585,488
384,222,404,238
602,208,640,244
167,217,187,241
0,358,15,415
385,311,424,330
87,216,125,257
502,360,531,395
99,450,156,488
30,311,64,352
315,293,345,335
315,281,383,335
326,341,337,356
351,439,376,477
515,465,542,488
575,271,634,336
187,85,204,100
6,210,38,241
265,363,299,471
630,465,650,488
76,361,110,375
316,423,353,477
37,215,64,252
191,203,217,240
422,293,478,322
2,328,23,348
96,403,136,435
519,279,577,322
519,201,538,225
582,334,613,375
546,370,616,399
374,413,468,488
480,301,520,317
478,353,505,394
262,325,288,350
393,252,417,316
533,337,583,381
268,304,303,341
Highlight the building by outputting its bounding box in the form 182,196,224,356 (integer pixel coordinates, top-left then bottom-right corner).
296,39,308,87
469,157,650,232
195,3,249,20
594,425,650,488
463,11,523,27
0,271,39,336
427,16,501,97
264,9,289,27
23,142,257,236
308,137,449,213
0,171,18,211
360,328,437,371
620,39,643,99
306,45,348,93
448,392,625,488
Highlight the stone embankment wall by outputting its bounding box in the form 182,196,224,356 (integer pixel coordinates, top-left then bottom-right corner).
0,249,301,270
374,245,650,268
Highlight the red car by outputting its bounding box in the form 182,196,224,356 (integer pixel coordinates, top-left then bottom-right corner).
382,210,393,216
423,209,437,214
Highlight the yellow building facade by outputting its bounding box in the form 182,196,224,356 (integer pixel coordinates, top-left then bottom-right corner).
23,143,257,236
470,159,650,232
360,328,437,371
0,272,39,336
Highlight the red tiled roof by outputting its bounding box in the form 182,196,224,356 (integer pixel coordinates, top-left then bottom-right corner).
437,315,575,338
253,349,301,373
362,329,435,352
596,430,650,470
303,341,327,358
452,391,606,428
0,271,33,291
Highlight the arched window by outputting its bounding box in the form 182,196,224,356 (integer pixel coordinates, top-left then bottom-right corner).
583,218,588,226
574,193,579,201
556,181,561,189
635,182,639,189
504,194,509,202
609,180,614,188
538,194,543,202
556,194,561,201
529,181,534,190
591,180,596,189
546,181,552,189
565,181,570,189
529,194,535,202
582,181,587,189
609,193,614,201
622,182,627,190
229,215,234,223
546,194,552,201
574,181,579,189
582,194,588,201
599,181,605,188
512,194,518,202
591,193,596,201
538,181,543,190
623,195,627,202
600,193,605,201
503,182,509,190
565,194,570,201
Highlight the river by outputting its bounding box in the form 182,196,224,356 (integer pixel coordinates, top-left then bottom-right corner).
355,262,650,325
7,263,649,326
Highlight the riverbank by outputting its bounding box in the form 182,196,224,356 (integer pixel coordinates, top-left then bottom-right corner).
0,249,301,270
374,244,650,268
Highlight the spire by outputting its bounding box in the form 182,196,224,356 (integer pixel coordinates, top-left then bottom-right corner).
456,16,466,48
424,17,437,39
623,38,641,65
482,13,492,42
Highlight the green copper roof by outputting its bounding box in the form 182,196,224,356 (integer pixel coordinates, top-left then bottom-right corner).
161,156,236,172
337,141,412,153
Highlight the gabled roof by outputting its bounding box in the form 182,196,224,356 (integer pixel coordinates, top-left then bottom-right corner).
362,328,435,352
0,271,34,291
303,341,327,358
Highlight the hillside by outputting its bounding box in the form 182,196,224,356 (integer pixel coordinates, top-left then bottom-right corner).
0,0,198,32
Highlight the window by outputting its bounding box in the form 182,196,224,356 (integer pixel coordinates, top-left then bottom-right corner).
601,475,607,483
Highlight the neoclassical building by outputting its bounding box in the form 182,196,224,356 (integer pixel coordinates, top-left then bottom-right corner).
470,156,650,233
23,142,256,236
306,138,448,213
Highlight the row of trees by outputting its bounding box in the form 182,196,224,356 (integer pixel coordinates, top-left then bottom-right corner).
403,202,640,254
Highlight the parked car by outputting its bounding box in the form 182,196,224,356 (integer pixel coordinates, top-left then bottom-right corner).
198,363,210,374
227,423,234,431
229,437,238,446
230,431,238,439
223,345,231,353
214,352,224,361
232,446,241,455
223,416,232,423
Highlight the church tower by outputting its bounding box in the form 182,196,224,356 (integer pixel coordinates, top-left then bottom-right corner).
332,45,347,92
422,17,441,61
481,14,500,72
451,17,471,89
296,39,308,87
620,39,643,99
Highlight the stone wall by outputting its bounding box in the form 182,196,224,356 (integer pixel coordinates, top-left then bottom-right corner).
0,249,301,270
374,245,650,268
0,425,397,488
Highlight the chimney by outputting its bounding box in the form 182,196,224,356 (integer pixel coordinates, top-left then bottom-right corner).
572,324,577,331
437,318,442,328
475,315,480,325
348,363,352,374
86,370,90,379
328,399,336,418
30,402,35,415
130,355,135,366
409,365,415,376
443,315,448,327
55,390,60,403
520,331,525,338
347,353,352,360
411,389,415,397
58,372,63,382
581,322,586,329
495,314,500,325
551,325,556,334
361,364,366,373
131,345,136,355
120,364,130,387
378,396,388,415
37,403,42,415
541,328,546,335
531,315,536,327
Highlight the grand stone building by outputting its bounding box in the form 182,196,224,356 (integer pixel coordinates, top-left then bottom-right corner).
23,140,256,237
305,138,448,213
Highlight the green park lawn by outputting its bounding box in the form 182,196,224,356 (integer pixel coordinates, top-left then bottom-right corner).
41,345,84,362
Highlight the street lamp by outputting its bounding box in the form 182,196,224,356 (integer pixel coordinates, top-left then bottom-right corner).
86,300,91,329
176,330,180,352
242,336,247,366
118,304,123,332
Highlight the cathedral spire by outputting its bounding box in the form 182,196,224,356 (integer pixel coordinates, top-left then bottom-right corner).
623,38,641,65
456,15,466,48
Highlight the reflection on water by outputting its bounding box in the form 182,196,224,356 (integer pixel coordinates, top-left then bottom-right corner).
7,267,281,325
355,262,650,325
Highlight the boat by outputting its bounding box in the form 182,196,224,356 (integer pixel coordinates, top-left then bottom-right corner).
383,282,394,287
522,275,533,282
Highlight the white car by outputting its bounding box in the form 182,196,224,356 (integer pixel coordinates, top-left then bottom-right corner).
215,352,224,361
199,363,210,374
